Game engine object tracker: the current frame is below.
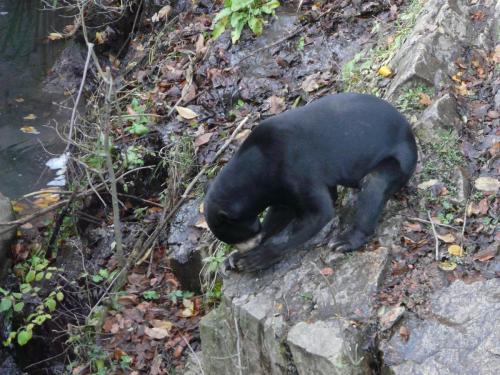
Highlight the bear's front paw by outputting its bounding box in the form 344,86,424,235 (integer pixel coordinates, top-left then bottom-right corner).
329,229,370,252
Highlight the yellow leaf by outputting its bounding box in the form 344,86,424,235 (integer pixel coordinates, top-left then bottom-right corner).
95,32,105,45
33,193,60,208
23,114,37,120
48,32,63,41
448,244,464,257
176,106,198,120
20,126,40,134
12,201,27,213
378,65,393,77
438,260,457,271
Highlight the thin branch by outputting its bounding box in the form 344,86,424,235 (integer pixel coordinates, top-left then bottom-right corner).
427,211,440,261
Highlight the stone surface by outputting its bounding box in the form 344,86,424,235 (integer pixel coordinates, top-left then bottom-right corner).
0,192,15,280
412,94,461,144
287,320,369,375
381,279,500,375
165,198,208,291
386,0,497,100
200,244,390,375
0,355,22,375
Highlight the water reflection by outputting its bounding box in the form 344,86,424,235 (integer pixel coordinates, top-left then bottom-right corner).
0,0,68,198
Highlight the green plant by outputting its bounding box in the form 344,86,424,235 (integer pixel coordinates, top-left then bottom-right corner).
212,0,280,43
142,290,159,300
396,84,433,112
122,145,146,169
91,268,118,284
124,98,150,135
1,255,64,346
168,290,194,304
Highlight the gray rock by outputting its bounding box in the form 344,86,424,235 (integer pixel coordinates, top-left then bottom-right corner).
386,0,496,100
287,320,369,375
0,192,15,280
0,354,22,375
381,279,500,375
165,198,207,291
200,245,390,374
413,94,461,144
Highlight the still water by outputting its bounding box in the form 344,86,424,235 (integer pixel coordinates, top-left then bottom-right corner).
0,0,68,198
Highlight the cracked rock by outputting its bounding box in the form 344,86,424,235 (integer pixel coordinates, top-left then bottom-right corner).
381,279,500,374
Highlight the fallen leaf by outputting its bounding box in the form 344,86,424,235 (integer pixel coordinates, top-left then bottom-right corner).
399,325,410,341
23,114,37,120
438,260,457,271
158,5,172,20
33,193,59,208
266,95,285,114
195,34,205,56
180,298,194,318
378,65,393,77
488,142,500,158
117,294,139,306
234,129,251,143
301,72,331,92
145,327,170,340
448,244,464,257
12,201,27,213
95,32,105,45
403,222,422,232
473,247,497,262
20,126,40,134
455,81,469,96
150,320,173,331
437,233,455,243
15,97,24,103
474,176,500,192
194,132,214,147
418,93,432,106
47,32,63,41
176,106,198,120
194,217,209,230
417,179,439,189
320,267,334,276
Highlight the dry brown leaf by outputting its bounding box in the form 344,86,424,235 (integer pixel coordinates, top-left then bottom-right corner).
145,327,170,340
418,93,432,106
95,32,105,45
266,95,285,114
399,325,410,341
158,5,172,20
320,267,334,276
150,320,173,331
20,126,40,134
180,298,194,318
437,233,455,243
473,247,497,262
23,114,37,120
474,177,500,192
234,129,251,143
117,295,139,306
403,222,422,232
176,106,198,120
455,81,469,96
195,34,205,56
33,193,59,208
194,132,214,147
301,72,331,92
194,217,209,230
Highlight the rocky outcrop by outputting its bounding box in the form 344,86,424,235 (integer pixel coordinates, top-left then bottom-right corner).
381,279,500,374
0,192,15,280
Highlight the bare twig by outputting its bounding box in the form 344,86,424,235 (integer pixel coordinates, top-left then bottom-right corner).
233,315,243,375
180,334,205,375
427,211,440,261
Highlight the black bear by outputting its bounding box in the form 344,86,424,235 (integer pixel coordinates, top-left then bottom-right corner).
205,93,417,272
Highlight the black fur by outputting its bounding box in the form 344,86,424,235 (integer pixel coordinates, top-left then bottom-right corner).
204,93,417,272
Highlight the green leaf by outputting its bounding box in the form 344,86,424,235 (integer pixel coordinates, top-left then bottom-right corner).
213,7,232,23
12,293,22,299
212,21,227,39
45,272,53,280
0,297,12,312
230,11,247,28
127,123,149,136
45,298,57,312
231,0,253,12
92,274,104,283
35,272,44,282
20,284,32,294
248,16,263,35
13,302,24,312
231,17,246,43
26,270,36,283
56,292,64,302
261,0,280,14
17,329,32,346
